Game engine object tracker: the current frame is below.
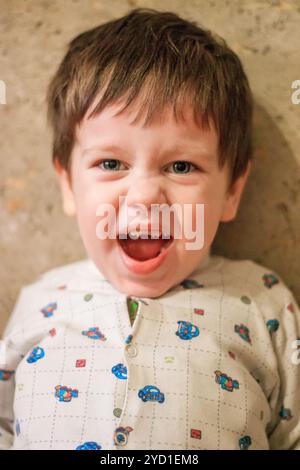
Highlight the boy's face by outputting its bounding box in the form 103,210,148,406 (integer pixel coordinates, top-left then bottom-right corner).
55,97,251,298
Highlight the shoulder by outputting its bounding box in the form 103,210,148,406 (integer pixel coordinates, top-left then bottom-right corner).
206,254,299,316
35,257,93,284
20,257,100,293
3,258,99,335
11,260,85,313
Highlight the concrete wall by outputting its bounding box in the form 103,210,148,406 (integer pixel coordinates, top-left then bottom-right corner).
0,0,299,335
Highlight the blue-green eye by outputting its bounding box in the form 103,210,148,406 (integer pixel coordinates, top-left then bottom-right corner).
97,159,124,171
169,161,197,174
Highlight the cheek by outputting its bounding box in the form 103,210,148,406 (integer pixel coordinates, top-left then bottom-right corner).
76,190,124,251
75,200,98,247
71,179,111,238
74,175,117,215
190,181,226,242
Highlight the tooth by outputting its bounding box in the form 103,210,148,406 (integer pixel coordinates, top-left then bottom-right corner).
128,231,139,239
126,231,167,239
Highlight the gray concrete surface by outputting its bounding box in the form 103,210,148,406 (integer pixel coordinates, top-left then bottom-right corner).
0,0,299,335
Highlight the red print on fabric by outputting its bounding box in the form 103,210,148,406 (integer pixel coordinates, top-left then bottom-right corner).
194,308,204,315
191,429,202,439
76,359,86,368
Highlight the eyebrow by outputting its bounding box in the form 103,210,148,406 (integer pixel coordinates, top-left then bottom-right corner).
82,143,216,162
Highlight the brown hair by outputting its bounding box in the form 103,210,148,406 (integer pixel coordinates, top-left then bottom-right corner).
47,7,253,189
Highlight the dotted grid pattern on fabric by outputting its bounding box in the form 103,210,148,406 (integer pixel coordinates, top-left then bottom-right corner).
0,255,300,450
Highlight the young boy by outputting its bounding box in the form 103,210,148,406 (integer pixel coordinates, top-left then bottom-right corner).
1,8,299,450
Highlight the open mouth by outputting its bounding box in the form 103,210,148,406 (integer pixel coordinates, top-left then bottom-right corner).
117,233,174,262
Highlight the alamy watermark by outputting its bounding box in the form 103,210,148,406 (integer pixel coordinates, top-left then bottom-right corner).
291,80,300,105
291,339,300,365
95,196,205,250
0,80,6,105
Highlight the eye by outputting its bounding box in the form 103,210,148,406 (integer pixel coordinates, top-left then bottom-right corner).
96,159,126,171
167,161,198,174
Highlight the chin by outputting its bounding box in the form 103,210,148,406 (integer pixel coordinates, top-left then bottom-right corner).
115,279,171,299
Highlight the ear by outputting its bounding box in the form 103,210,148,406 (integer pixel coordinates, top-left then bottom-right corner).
220,160,252,222
54,158,76,217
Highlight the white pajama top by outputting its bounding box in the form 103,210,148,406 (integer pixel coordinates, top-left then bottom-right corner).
0,253,300,450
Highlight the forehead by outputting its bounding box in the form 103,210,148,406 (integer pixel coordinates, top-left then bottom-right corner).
75,96,219,160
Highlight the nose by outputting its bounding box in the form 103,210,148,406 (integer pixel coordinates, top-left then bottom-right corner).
124,175,166,209
119,175,169,231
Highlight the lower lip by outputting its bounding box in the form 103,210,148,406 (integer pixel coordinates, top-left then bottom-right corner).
117,238,174,275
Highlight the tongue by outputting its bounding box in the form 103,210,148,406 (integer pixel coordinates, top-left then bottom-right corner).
119,238,166,261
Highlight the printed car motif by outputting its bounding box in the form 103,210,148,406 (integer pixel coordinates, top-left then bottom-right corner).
75,441,102,450
176,320,199,340
125,334,133,345
234,324,252,344
81,327,106,341
111,363,127,380
215,370,239,392
40,302,57,318
15,419,21,437
138,385,165,403
113,426,133,447
239,435,252,450
180,279,204,289
279,406,293,421
26,346,45,363
266,319,280,334
0,369,15,381
263,273,279,289
55,385,78,402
